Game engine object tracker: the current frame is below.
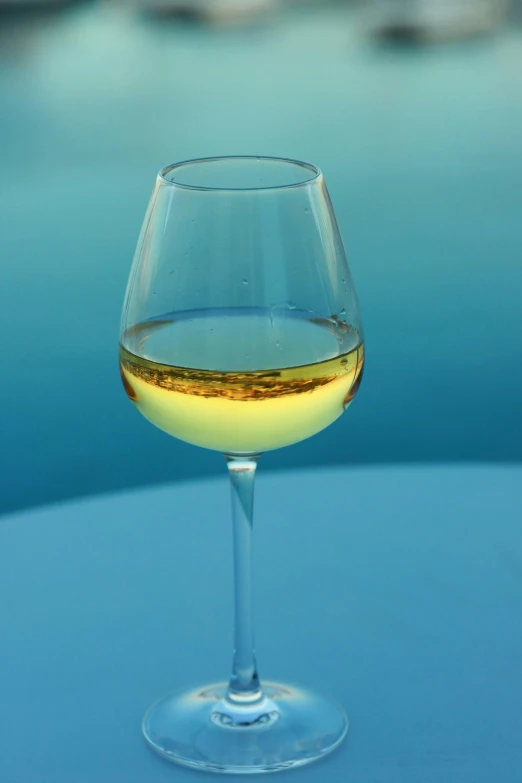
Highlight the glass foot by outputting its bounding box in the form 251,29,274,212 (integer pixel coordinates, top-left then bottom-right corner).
142,681,348,774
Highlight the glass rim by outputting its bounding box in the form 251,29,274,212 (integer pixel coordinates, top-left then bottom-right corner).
158,156,322,192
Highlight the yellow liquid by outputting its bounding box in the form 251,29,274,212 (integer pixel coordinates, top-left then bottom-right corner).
120,311,364,454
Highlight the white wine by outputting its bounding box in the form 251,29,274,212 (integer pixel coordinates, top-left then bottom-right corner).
119,309,364,454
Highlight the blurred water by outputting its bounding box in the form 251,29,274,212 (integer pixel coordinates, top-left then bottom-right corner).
1,2,521,514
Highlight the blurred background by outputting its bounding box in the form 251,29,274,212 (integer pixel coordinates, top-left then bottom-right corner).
1,0,521,516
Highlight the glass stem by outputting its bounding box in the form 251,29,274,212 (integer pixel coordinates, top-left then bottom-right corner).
225,454,262,704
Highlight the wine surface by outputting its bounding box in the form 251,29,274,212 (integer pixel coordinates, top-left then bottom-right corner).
120,309,364,453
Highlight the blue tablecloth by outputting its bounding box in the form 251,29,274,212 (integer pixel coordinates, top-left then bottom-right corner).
1,465,521,781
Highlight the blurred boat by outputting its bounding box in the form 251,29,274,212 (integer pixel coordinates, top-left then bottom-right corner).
140,0,277,22
369,0,509,42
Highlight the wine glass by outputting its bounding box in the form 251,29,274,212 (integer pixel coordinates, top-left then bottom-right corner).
119,156,364,774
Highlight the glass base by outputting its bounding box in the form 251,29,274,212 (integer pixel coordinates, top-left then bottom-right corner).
142,681,348,774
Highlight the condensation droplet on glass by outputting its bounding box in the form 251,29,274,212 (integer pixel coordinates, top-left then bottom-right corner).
242,279,248,285
276,341,281,349
288,301,296,310
340,307,346,316
304,208,310,214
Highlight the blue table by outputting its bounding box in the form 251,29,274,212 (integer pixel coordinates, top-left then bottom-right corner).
1,465,521,781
